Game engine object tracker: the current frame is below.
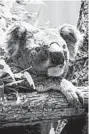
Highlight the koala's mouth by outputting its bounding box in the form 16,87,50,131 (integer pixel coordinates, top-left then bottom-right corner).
47,52,66,77
47,63,65,77
47,48,65,77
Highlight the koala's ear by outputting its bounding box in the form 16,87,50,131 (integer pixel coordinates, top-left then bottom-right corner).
58,24,83,61
6,24,27,57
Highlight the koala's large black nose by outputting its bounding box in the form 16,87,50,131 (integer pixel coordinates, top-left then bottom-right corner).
49,52,64,66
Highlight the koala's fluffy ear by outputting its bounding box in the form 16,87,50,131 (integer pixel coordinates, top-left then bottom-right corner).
58,24,83,61
6,24,27,57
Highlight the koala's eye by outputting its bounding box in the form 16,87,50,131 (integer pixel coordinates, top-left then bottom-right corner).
35,47,41,52
0,64,3,69
63,44,66,49
43,44,47,47
16,0,21,4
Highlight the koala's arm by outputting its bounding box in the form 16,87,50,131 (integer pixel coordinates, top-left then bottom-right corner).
55,24,83,107
42,79,83,108
59,79,83,107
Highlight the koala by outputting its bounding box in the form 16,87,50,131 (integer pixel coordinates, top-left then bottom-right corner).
1,22,84,134
4,22,83,107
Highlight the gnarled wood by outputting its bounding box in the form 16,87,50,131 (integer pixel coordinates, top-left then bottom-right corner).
0,86,88,128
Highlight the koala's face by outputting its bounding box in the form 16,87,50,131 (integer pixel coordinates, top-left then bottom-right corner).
25,28,69,78
6,24,82,78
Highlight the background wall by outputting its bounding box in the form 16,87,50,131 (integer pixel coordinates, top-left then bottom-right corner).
45,1,81,27
25,1,81,27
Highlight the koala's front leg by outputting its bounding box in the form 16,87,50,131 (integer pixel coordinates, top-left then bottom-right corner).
38,78,83,108
60,79,83,107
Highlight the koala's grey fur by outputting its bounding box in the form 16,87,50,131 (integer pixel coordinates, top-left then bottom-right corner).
4,22,83,107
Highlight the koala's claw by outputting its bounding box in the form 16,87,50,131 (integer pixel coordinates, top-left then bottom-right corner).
65,90,82,108
76,90,84,106
60,79,83,108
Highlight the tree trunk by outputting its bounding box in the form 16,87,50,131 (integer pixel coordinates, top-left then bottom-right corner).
66,1,88,134
77,0,88,52
67,0,88,87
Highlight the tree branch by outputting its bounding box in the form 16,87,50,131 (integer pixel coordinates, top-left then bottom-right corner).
0,86,88,128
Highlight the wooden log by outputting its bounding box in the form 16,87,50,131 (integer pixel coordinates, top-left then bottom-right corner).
0,86,88,128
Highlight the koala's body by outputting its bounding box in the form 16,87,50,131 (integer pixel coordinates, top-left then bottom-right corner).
4,22,83,106
3,22,83,133
2,24,83,134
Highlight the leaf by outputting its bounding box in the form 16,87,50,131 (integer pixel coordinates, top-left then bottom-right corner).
14,73,23,79
7,88,21,104
34,8,42,27
55,119,68,134
29,0,47,5
0,80,4,100
14,66,32,78
0,59,15,82
49,123,55,134
16,91,21,104
23,71,35,89
17,0,47,5
5,80,24,86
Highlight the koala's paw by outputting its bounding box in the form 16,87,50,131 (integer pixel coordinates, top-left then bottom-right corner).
60,79,83,108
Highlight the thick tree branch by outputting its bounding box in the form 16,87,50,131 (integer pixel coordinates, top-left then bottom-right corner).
0,86,88,128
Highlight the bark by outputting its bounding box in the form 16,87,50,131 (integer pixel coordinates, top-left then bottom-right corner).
0,86,88,128
65,1,88,134
67,0,88,87
77,0,88,52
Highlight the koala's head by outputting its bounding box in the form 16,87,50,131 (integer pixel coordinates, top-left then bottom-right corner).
6,23,82,79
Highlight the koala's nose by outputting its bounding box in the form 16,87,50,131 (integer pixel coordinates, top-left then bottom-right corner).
49,51,64,66
49,42,64,66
